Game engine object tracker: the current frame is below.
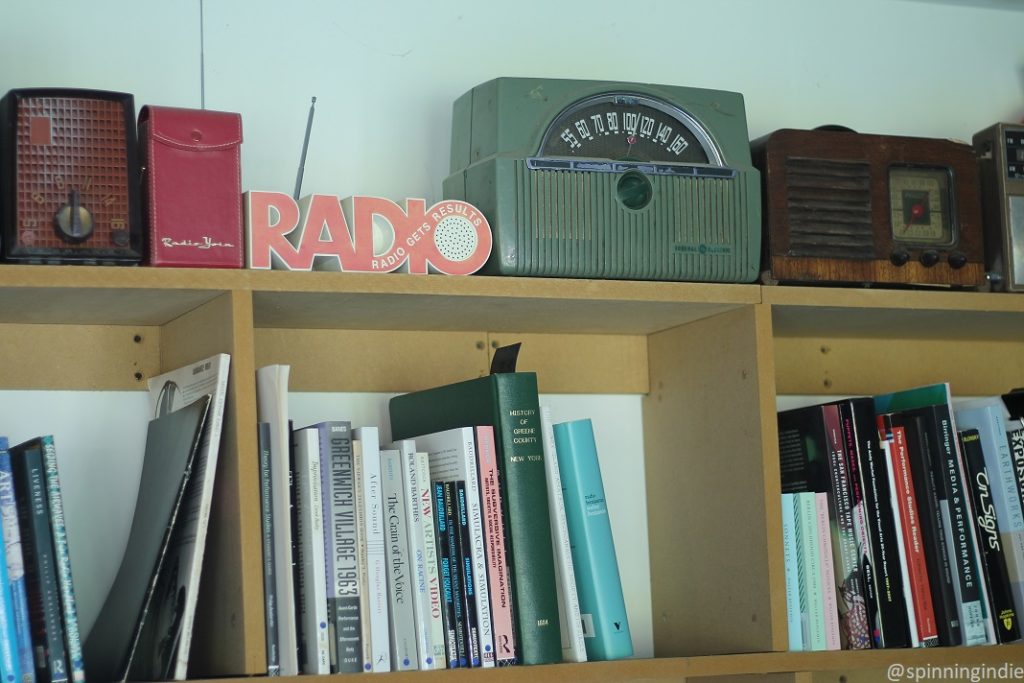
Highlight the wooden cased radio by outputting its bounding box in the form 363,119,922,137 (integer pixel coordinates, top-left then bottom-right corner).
752,128,985,287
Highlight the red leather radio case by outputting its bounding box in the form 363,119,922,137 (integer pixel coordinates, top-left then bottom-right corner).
139,105,243,267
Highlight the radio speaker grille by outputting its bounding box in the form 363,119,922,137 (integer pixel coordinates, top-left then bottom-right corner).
513,161,751,280
783,158,873,258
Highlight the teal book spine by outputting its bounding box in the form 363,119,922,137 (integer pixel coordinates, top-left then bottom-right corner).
795,491,826,651
0,438,22,683
780,493,803,652
551,419,632,661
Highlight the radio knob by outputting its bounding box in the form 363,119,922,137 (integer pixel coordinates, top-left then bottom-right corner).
890,250,910,266
920,250,940,268
948,252,968,269
53,190,94,243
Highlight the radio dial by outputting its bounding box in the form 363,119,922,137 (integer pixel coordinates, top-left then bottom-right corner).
920,250,940,267
890,250,910,266
54,190,94,243
948,252,968,269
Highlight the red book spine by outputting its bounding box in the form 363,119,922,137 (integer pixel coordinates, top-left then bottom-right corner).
888,421,939,646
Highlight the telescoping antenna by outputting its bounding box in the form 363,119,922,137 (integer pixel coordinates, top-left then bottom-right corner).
294,96,317,200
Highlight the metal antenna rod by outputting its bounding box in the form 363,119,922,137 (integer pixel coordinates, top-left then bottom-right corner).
294,96,317,200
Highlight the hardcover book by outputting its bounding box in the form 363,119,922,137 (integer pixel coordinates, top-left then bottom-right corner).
143,353,230,680
0,439,35,683
83,395,210,683
389,371,561,665
551,418,633,661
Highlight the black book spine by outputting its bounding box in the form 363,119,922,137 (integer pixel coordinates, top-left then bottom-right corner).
848,399,910,648
287,423,305,668
442,481,468,667
433,482,458,668
10,442,67,683
258,423,281,676
455,481,481,667
961,429,1021,643
931,406,991,645
897,412,962,646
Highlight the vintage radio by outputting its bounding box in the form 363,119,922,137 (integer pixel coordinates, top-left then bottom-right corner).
753,127,985,287
974,122,1024,292
443,78,761,282
0,88,143,264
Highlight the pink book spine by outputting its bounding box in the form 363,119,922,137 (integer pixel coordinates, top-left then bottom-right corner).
815,492,842,650
475,425,517,665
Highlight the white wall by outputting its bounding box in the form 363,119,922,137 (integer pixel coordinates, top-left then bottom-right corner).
2,0,1022,203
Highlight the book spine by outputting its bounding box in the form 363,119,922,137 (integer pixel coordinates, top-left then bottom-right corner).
961,429,1021,643
814,492,842,650
0,438,22,683
886,421,938,646
900,413,961,646
1009,424,1024,523
795,492,825,650
552,419,632,662
849,400,910,649
932,409,992,645
380,449,418,671
350,440,371,672
0,444,35,683
293,429,330,674
455,482,482,666
443,481,469,667
321,423,362,673
539,410,586,664
474,426,517,666
781,493,803,651
491,374,562,665
955,404,1024,620
414,452,446,669
820,404,871,650
353,428,389,673
257,423,281,676
11,443,67,683
396,442,435,671
37,439,83,683
433,482,459,668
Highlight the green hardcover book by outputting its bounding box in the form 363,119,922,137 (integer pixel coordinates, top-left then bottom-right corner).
389,372,561,665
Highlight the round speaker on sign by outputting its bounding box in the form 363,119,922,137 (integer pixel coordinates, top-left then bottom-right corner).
433,214,479,262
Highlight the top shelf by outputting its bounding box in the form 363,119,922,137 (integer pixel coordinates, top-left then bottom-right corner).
5,265,1024,338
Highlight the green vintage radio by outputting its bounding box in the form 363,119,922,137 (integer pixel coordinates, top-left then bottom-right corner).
442,77,761,282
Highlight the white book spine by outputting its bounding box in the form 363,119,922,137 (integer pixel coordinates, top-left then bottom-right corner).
294,428,331,674
881,438,920,647
415,451,448,669
380,448,419,671
393,440,436,670
354,427,390,674
255,365,298,676
540,406,587,663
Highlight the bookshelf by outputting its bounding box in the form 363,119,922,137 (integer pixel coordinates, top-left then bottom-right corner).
2,263,1024,682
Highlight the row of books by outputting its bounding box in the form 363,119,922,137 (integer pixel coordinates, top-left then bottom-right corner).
255,364,634,676
778,382,1024,652
0,354,230,683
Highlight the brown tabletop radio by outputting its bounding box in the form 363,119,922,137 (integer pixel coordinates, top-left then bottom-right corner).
753,127,985,288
